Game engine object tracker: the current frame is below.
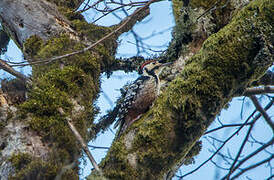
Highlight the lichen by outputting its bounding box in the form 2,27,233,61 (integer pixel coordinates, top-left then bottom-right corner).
172,0,184,23
164,6,196,61
93,0,273,179
9,153,59,180
45,0,82,9
17,19,116,177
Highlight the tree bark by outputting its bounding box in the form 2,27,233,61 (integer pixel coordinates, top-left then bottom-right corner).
89,0,273,179
0,0,115,179
0,0,273,179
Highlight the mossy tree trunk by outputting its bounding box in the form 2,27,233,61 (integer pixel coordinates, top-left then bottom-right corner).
90,0,273,179
0,0,273,179
0,0,116,179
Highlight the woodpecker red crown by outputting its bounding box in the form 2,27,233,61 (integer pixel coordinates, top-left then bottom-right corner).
138,60,157,74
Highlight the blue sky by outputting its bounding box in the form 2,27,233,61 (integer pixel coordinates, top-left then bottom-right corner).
0,1,273,179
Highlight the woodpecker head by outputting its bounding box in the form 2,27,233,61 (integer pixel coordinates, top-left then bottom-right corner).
138,60,172,77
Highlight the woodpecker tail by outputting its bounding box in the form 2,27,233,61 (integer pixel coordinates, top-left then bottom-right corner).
93,103,121,135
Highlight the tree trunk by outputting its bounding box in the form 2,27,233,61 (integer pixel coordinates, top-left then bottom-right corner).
0,0,115,179
89,0,273,179
0,0,273,179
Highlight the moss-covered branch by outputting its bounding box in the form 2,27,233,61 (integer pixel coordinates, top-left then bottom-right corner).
89,0,273,179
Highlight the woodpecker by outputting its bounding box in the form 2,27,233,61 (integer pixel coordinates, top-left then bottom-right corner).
109,60,172,137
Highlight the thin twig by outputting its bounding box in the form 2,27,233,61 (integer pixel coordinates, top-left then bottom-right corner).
205,123,252,135
0,58,31,84
221,137,274,180
249,95,274,131
179,99,273,179
92,1,147,23
231,155,273,180
178,110,257,179
58,108,103,176
88,145,110,150
227,119,257,179
9,0,156,67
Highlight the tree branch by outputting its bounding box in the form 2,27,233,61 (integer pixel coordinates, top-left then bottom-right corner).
180,109,257,179
0,58,31,84
251,70,274,86
58,108,103,176
243,86,274,96
102,56,146,76
227,118,256,179
8,0,157,67
249,95,274,131
91,1,274,178
231,155,273,180
222,137,274,180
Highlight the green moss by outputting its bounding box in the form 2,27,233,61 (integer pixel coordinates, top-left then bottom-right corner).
71,20,112,40
46,0,81,9
71,20,117,69
62,169,79,180
58,7,84,21
9,153,59,180
190,0,222,9
17,0,119,178
172,0,184,23
19,29,111,178
20,64,98,155
96,0,273,178
165,6,196,61
99,141,138,179
23,35,43,57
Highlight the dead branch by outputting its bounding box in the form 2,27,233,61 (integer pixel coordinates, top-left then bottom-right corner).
0,58,31,84
243,86,274,96
58,108,103,176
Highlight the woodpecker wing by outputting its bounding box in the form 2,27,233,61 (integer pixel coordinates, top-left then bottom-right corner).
114,75,150,128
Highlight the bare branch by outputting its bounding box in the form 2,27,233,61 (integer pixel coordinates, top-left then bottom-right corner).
180,99,273,179
231,155,273,180
0,58,31,84
76,0,95,12
249,95,274,131
58,108,103,176
179,110,256,179
9,0,157,68
227,118,256,179
204,123,252,135
88,145,110,150
92,1,148,23
221,137,274,180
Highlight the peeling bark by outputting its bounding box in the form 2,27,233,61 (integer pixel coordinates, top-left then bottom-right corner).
0,0,78,48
